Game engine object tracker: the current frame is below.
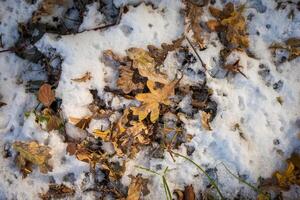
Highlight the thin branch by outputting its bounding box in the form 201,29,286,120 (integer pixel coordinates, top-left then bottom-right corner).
185,36,207,70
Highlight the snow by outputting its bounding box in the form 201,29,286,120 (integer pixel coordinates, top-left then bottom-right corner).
0,0,300,199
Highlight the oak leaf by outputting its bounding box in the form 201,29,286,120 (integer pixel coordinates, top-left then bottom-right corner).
127,48,169,84
117,66,144,94
131,80,177,123
13,141,52,175
126,174,149,200
38,84,55,107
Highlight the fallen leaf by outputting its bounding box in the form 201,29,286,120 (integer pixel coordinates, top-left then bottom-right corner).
39,184,75,200
127,48,169,84
185,1,205,48
117,66,144,94
69,116,91,130
206,19,221,32
131,80,177,123
93,129,111,142
102,49,128,67
209,3,249,49
126,174,149,200
184,185,196,200
270,38,300,61
71,72,92,82
33,0,66,22
201,111,212,131
13,141,52,175
223,59,247,78
38,84,55,107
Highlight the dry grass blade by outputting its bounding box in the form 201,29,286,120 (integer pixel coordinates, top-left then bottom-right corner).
71,72,92,82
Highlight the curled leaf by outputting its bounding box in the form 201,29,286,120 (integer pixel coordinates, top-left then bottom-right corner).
201,111,212,131
71,72,92,82
69,116,92,130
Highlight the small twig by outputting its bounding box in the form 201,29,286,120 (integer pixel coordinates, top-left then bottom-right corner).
185,36,207,70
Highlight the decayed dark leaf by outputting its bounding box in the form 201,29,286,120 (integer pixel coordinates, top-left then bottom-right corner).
13,141,52,175
38,84,55,107
209,3,249,49
185,1,205,49
69,116,92,130
223,59,247,78
147,37,184,66
126,174,149,200
71,72,92,82
117,66,144,94
38,108,63,132
39,184,75,200
0,102,6,108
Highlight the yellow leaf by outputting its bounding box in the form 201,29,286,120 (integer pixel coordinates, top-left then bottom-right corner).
131,80,177,123
127,175,149,200
13,141,52,174
127,48,169,84
93,129,111,142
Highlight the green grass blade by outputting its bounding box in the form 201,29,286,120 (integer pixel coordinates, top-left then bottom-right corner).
172,151,225,200
162,176,172,200
135,165,160,176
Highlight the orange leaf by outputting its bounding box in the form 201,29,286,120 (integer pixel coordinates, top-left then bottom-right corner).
38,84,55,107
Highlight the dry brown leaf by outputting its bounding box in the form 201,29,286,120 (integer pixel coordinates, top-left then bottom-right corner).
0,101,6,108
209,3,249,49
71,72,92,82
206,20,221,32
117,66,144,94
126,174,149,200
185,2,205,49
270,38,300,61
39,184,75,200
38,84,55,107
102,49,128,67
201,111,212,131
33,0,66,22
131,80,177,123
184,185,196,200
224,59,247,78
148,37,184,66
127,48,169,84
13,141,52,175
40,108,63,131
69,116,91,130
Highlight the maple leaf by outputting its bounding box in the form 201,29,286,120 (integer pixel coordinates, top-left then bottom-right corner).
13,141,52,175
126,174,149,200
38,84,55,107
117,66,144,94
127,48,169,84
185,1,206,49
131,80,177,123
71,72,92,82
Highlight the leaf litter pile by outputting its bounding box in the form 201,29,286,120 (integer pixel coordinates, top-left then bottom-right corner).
0,0,300,199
